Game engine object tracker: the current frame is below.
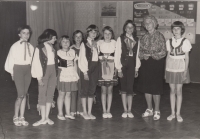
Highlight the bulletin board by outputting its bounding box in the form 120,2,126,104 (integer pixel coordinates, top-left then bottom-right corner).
133,1,197,44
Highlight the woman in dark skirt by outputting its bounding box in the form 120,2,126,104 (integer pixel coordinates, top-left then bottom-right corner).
138,15,167,120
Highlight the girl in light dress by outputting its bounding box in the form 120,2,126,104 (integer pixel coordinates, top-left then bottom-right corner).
57,35,79,120
165,21,192,122
97,26,117,118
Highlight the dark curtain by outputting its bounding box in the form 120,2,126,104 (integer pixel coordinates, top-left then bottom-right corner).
0,2,26,86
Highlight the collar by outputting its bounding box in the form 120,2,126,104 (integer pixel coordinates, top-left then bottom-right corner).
172,36,183,41
147,30,157,35
126,33,133,39
19,38,28,43
87,37,94,44
44,42,52,47
71,44,80,49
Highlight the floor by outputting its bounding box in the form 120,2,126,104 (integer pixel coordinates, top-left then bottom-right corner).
0,76,200,139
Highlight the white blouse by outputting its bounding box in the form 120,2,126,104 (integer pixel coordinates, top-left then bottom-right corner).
166,37,192,59
78,38,98,75
44,42,55,65
57,49,76,61
166,37,192,72
98,40,116,54
114,35,141,72
5,39,34,75
31,42,56,80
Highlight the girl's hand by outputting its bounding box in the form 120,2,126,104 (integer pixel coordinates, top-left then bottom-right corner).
118,71,123,78
38,79,44,86
135,71,138,78
84,74,89,80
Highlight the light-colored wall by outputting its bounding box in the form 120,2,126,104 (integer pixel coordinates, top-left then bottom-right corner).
74,1,133,38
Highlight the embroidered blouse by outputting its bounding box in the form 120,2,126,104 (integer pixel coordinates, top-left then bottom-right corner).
166,37,192,72
139,30,167,60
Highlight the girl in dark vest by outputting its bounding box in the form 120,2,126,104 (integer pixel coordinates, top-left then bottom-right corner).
114,20,141,118
165,21,192,122
31,29,58,126
78,25,99,120
57,35,79,120
70,30,84,116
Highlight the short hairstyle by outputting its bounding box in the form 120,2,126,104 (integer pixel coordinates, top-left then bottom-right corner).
72,30,84,44
143,15,158,29
101,26,115,40
171,21,185,35
17,25,32,35
122,20,137,38
58,35,70,49
85,24,100,41
38,29,57,44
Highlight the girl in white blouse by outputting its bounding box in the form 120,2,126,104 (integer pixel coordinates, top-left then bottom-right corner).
31,29,58,126
97,26,117,118
78,24,100,120
57,35,79,120
166,21,192,122
5,25,34,126
114,20,141,118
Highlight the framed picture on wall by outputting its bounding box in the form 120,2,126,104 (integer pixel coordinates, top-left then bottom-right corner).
101,2,117,17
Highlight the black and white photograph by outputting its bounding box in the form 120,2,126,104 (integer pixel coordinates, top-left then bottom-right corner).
0,0,200,139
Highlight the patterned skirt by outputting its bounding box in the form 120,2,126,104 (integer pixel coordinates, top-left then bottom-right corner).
98,79,118,87
98,60,118,87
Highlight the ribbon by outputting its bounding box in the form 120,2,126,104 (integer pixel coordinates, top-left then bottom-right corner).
99,57,114,74
20,40,31,60
86,40,98,52
124,37,136,56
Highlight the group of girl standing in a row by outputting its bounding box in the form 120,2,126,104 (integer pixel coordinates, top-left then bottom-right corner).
5,15,192,127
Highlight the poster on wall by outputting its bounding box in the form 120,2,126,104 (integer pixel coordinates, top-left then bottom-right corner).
101,2,117,17
133,1,197,44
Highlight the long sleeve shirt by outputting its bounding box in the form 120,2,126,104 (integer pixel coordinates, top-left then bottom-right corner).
5,39,34,75
114,36,141,72
139,30,167,60
31,42,55,80
78,38,98,74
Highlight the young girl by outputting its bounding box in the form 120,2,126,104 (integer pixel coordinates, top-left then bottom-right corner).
31,29,58,126
5,25,34,126
70,30,84,116
57,35,79,120
78,24,99,120
114,20,141,118
97,26,117,118
166,21,192,122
